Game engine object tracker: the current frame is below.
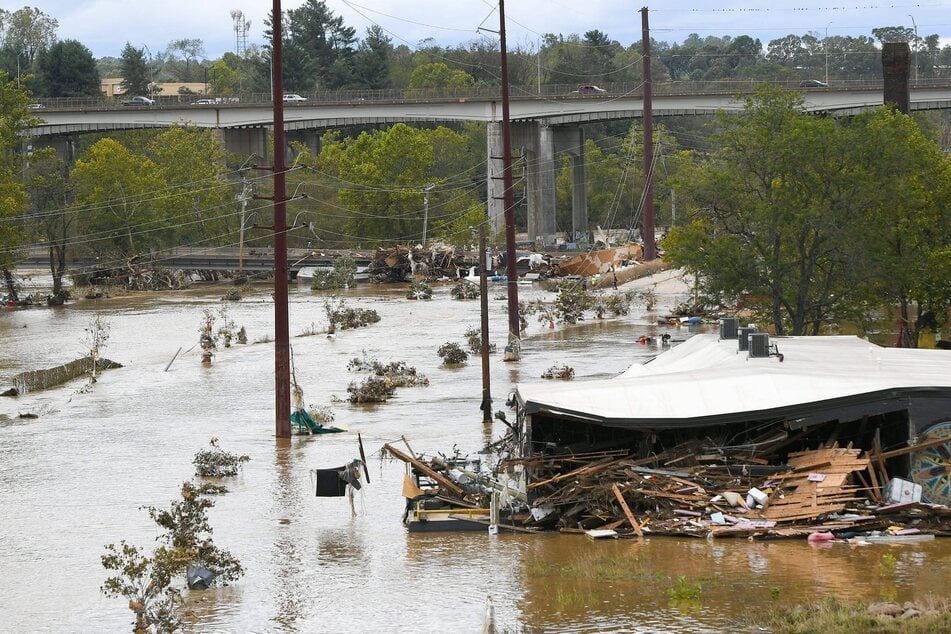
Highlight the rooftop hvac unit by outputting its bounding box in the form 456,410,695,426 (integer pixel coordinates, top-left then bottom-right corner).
738,326,758,351
748,332,771,358
719,317,739,340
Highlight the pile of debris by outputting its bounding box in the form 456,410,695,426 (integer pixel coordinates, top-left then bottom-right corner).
386,433,950,540
367,244,470,283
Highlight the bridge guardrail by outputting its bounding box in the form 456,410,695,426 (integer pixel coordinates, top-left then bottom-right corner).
28,79,919,111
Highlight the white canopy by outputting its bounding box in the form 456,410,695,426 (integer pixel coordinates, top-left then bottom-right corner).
516,334,951,429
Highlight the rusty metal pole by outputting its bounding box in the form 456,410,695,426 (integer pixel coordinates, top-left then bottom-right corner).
479,224,492,423
499,0,521,360
640,7,656,262
272,0,291,438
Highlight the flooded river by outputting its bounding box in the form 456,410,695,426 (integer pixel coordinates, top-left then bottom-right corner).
1,271,949,632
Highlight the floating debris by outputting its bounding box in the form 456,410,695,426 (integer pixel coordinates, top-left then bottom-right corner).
541,364,574,380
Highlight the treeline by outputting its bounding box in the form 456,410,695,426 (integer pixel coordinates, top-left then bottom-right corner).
4,2,951,100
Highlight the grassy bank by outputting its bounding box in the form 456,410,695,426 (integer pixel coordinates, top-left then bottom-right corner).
758,597,951,633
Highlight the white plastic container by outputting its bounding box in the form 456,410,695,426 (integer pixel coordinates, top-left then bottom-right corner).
885,478,922,504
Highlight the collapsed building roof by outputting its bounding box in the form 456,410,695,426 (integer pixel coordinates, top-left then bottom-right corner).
516,334,951,431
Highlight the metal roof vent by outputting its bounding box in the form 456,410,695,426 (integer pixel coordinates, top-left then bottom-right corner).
719,317,739,340
738,326,758,352
748,332,771,358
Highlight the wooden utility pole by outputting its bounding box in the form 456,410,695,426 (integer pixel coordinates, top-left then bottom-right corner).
640,7,656,261
272,0,291,438
499,0,521,361
479,225,492,423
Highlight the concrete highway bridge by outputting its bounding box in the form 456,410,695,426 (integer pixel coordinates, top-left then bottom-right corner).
26,80,951,245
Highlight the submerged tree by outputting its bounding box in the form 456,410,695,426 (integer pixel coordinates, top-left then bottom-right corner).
102,480,244,632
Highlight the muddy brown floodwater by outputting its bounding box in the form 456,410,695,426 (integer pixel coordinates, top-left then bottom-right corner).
1,270,949,633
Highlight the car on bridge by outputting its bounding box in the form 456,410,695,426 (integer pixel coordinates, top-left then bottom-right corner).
798,79,829,88
122,96,156,106
283,93,307,102
190,99,214,106
573,84,607,94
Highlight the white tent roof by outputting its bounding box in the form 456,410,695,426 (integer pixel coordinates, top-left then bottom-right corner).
516,334,951,428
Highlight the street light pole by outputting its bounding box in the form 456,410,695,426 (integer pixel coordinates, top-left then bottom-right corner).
141,43,154,98
908,14,918,82
824,22,832,85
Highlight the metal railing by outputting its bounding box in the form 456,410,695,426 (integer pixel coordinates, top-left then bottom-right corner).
27,78,932,111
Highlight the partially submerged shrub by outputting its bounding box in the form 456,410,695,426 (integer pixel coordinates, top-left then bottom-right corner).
102,479,245,631
437,342,468,366
406,281,433,300
375,360,429,387
638,288,657,311
450,280,479,300
347,375,396,403
541,363,575,380
464,326,496,354
193,438,250,477
222,287,242,301
324,298,381,330
554,283,592,324
311,256,357,290
605,291,635,316
348,352,428,386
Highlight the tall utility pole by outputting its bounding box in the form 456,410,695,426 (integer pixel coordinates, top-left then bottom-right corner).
479,225,492,423
640,7,656,261
237,173,251,272
825,22,832,85
271,0,291,439
908,14,918,82
499,0,521,361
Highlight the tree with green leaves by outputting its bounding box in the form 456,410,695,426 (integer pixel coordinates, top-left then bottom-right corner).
25,147,73,302
146,126,232,247
0,71,32,301
352,25,391,89
286,0,356,89
845,107,951,346
408,62,474,89
118,42,150,97
663,86,866,335
664,85,951,340
0,7,57,67
164,38,205,82
306,123,484,246
34,39,100,97
71,138,168,259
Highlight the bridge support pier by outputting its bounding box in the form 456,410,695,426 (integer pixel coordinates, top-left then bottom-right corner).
30,134,78,164
486,122,587,246
222,128,270,160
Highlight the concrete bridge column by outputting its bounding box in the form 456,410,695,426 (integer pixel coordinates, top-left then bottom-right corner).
552,126,588,242
286,130,321,160
223,128,270,161
486,121,506,236
30,134,78,163
532,125,558,244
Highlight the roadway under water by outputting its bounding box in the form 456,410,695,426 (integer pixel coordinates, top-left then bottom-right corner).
1,271,948,633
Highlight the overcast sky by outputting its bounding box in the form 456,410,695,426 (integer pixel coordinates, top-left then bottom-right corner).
18,1,951,59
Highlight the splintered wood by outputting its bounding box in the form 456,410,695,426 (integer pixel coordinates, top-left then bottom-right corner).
763,447,873,522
